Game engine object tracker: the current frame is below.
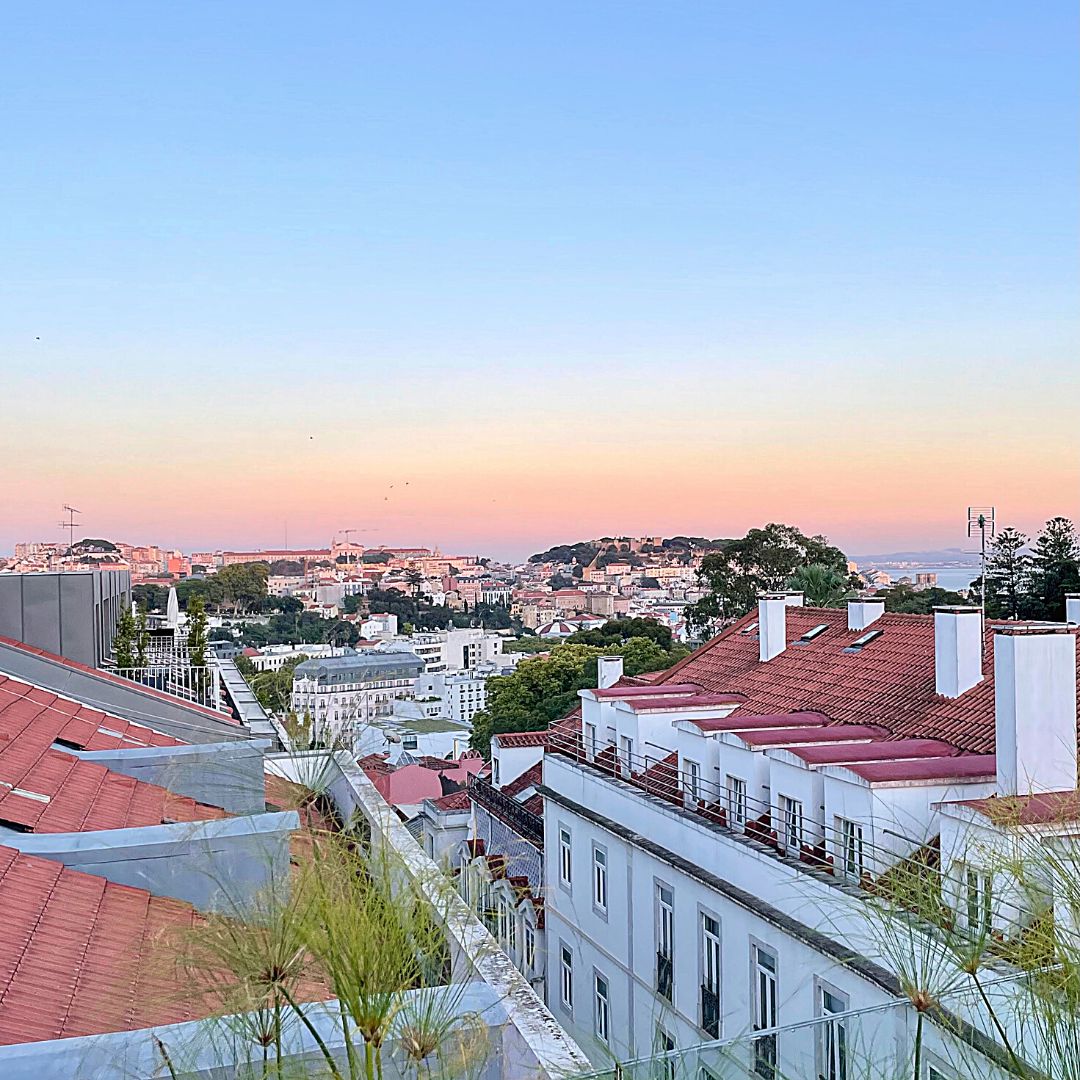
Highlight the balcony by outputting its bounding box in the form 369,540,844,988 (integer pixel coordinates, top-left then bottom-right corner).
112,663,227,713
469,774,544,846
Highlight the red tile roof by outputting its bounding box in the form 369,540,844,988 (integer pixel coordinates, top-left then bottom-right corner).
0,844,204,1045
620,693,745,712
0,635,239,724
493,731,549,748
429,790,472,811
781,738,960,766
690,710,831,732
732,724,889,747
591,683,701,699
842,755,997,784
502,761,543,799
951,789,1080,825
653,608,1080,754
0,675,226,833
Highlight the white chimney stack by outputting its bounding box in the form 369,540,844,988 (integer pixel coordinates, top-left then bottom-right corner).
597,655,624,689
759,594,788,662
994,625,1077,796
934,607,983,698
1066,594,1080,626
783,591,805,607
847,598,885,632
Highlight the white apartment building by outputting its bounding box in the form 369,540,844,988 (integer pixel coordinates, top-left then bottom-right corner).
381,628,503,674
291,649,424,745
539,596,1080,1078
413,668,491,725
247,643,338,672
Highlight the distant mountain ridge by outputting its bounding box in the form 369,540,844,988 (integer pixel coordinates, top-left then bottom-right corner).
851,547,979,565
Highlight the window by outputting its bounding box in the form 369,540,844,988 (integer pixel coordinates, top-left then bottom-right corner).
795,624,829,644
752,944,778,1079
927,1065,954,1080
496,897,509,948
965,866,993,935
560,944,574,1012
686,759,701,802
844,629,883,653
403,735,418,750
492,758,501,786
524,923,536,972
593,846,608,913
584,722,598,757
817,984,848,1080
838,819,865,881
620,735,634,775
507,907,517,954
700,913,722,1037
594,972,610,1045
778,795,804,854
655,883,674,1001
559,827,573,887
656,1027,677,1080
727,775,747,827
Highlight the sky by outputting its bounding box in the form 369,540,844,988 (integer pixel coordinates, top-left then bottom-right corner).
1,2,1077,562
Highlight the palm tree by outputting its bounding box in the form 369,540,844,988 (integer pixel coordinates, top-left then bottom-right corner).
786,563,850,607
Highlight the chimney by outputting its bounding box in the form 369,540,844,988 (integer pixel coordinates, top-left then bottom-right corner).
598,655,624,689
759,594,788,662
934,607,983,698
1067,594,1080,626
847,598,885,632
994,625,1078,796
783,591,804,607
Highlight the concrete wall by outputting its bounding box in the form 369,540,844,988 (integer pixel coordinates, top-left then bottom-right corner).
1,812,297,913
73,739,272,815
0,570,131,667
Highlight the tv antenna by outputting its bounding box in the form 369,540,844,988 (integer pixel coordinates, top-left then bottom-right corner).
967,506,996,622
58,505,82,556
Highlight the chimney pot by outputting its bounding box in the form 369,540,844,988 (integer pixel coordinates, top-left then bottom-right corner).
597,655,624,689
782,591,804,607
758,594,788,662
934,606,983,698
994,625,1078,796
847,599,885,632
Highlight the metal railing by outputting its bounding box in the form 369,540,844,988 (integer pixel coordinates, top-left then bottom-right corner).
469,774,544,846
113,663,226,712
546,726,1062,941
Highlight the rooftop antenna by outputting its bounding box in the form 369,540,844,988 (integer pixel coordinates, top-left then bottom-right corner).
58,505,82,556
967,506,996,624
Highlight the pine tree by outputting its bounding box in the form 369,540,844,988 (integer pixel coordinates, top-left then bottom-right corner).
187,595,209,668
983,527,1030,619
1029,516,1080,619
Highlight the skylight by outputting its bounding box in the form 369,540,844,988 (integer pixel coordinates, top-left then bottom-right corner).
740,621,759,635
793,624,829,645
844,629,884,653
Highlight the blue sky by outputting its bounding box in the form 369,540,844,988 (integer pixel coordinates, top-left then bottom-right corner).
1,3,1076,559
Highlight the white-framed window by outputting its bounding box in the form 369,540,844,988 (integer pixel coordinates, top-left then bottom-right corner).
752,943,778,1079
700,912,722,1037
727,775,747,827
559,826,573,887
559,943,574,1013
655,882,674,1001
965,865,993,935
838,818,865,881
523,922,536,972
492,758,501,786
507,907,517,954
778,795,803,854
594,971,610,1045
817,982,848,1080
593,845,608,913
685,759,701,802
620,735,634,775
656,1027,676,1080
584,722,598,757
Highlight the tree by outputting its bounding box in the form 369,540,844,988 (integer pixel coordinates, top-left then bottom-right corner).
568,617,674,651
878,584,968,614
785,563,851,608
983,527,1030,620
404,570,424,597
686,523,848,634
547,573,574,590
215,562,269,614
135,608,149,667
468,634,686,754
326,620,359,647
187,596,209,668
113,607,136,668
133,584,168,612
1028,517,1080,620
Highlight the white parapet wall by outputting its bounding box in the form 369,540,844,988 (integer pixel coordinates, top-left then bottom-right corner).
267,750,594,1080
